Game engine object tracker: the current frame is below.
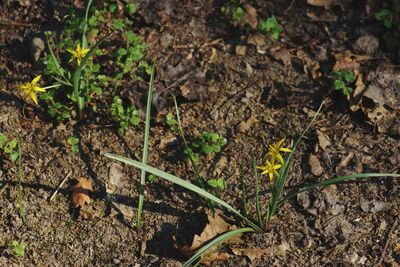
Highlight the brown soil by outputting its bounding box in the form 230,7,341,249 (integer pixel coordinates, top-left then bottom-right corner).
1,0,399,266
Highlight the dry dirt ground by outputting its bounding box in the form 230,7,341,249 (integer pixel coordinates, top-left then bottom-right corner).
0,0,400,266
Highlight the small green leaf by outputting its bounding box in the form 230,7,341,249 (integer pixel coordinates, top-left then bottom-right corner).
343,87,353,95
147,174,158,183
10,152,19,162
126,3,136,14
202,144,214,154
232,7,244,22
0,133,7,148
192,139,201,148
118,48,127,57
109,3,117,13
266,16,278,29
334,79,345,90
92,63,100,72
113,19,125,30
207,178,226,189
210,133,219,142
344,71,355,83
212,145,222,153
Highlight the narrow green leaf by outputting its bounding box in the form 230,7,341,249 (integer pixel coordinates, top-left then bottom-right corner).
81,0,93,49
137,61,156,228
282,173,400,203
240,153,247,216
252,153,262,227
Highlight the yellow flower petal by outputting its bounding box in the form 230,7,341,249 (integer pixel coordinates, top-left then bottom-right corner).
273,164,282,169
30,91,38,105
67,48,77,55
34,86,46,93
31,75,41,85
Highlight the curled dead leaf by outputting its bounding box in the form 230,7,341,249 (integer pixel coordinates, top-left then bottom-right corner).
71,177,93,207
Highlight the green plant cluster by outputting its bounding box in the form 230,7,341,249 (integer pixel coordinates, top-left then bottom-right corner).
10,240,27,257
332,70,356,95
0,133,19,162
40,1,147,122
67,136,79,154
184,132,227,162
110,96,141,134
375,0,400,28
258,16,283,40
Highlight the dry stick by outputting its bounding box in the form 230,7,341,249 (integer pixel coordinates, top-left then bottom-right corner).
376,217,399,266
49,171,72,202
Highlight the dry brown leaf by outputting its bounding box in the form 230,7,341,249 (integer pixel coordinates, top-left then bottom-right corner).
238,116,257,133
173,212,240,264
306,11,337,22
243,4,258,30
317,130,331,150
232,242,289,263
71,177,93,207
307,0,351,9
232,247,272,263
307,0,335,7
201,252,230,265
296,50,321,79
394,243,400,253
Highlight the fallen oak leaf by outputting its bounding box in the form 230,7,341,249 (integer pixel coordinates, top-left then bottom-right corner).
71,177,93,207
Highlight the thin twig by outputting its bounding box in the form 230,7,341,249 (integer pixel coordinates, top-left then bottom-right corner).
0,184,9,196
0,20,33,27
376,217,399,266
49,171,72,202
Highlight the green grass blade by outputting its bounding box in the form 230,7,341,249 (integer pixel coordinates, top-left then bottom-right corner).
182,227,255,267
265,102,324,223
252,154,262,227
81,0,93,49
45,34,68,82
172,96,205,185
104,153,261,231
239,153,247,216
281,173,400,204
136,61,156,228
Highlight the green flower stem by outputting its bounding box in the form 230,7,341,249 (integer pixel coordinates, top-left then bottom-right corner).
72,38,105,119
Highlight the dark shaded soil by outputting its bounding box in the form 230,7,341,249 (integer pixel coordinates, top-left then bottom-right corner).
1,0,399,266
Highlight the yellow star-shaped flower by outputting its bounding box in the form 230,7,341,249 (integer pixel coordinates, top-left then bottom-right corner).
266,138,292,164
19,75,46,105
257,160,281,184
67,44,90,66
